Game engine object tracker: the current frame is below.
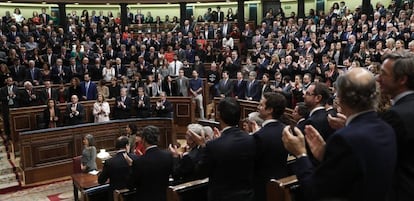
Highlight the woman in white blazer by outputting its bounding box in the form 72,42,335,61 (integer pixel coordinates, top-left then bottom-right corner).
93,94,110,122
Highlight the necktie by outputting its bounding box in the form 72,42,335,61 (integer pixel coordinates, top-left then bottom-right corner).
85,82,89,97
174,61,177,75
248,81,253,95
31,69,35,80
48,89,51,99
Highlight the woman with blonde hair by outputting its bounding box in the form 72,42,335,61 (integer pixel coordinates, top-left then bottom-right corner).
93,94,110,122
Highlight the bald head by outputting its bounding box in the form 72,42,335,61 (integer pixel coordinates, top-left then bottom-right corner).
336,68,377,112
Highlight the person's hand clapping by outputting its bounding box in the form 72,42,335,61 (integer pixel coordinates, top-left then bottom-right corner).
282,126,306,157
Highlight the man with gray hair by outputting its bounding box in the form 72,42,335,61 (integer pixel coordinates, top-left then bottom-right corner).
282,68,397,200
378,53,414,200
169,123,204,183
20,81,38,106
245,71,260,101
25,60,41,85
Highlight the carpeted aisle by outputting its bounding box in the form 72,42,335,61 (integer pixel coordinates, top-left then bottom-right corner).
0,179,74,201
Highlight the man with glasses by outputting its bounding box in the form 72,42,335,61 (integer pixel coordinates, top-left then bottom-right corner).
299,82,335,141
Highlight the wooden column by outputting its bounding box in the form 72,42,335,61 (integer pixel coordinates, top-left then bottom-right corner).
298,0,305,18
58,3,67,31
180,2,187,28
120,3,128,31
237,0,245,31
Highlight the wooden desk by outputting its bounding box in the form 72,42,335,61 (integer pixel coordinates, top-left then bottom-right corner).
72,173,109,201
20,118,174,184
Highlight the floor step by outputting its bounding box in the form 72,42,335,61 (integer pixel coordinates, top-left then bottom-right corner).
0,173,17,185
0,181,19,190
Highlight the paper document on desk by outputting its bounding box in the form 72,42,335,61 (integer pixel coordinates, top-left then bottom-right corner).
88,170,99,175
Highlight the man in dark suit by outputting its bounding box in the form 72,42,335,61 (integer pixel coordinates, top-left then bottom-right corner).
181,20,193,36
114,88,132,119
68,57,82,81
197,97,256,201
39,8,50,25
283,68,397,201
342,35,359,61
162,77,178,97
80,73,97,101
154,92,173,118
65,95,85,125
299,82,335,138
245,71,261,101
377,53,414,201
51,58,70,84
217,71,233,97
135,87,151,118
0,77,19,140
131,125,173,201
169,123,204,183
253,92,289,201
98,136,138,196
25,60,42,86
215,6,224,22
233,71,247,99
113,58,126,79
9,59,26,85
19,81,39,107
38,80,58,105
42,48,57,66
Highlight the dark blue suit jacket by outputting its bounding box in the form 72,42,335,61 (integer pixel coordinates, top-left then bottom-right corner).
298,108,335,141
80,81,97,101
294,111,396,201
198,127,256,201
245,80,261,101
253,121,289,201
131,147,173,201
233,79,247,100
98,151,138,191
382,93,414,201
114,96,132,119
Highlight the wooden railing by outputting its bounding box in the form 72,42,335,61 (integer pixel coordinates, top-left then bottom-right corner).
9,97,195,152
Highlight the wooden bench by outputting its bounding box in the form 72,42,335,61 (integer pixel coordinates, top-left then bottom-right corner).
266,175,298,201
20,118,174,184
113,178,209,201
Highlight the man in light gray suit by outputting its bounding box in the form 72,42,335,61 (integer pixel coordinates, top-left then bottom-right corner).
176,69,189,96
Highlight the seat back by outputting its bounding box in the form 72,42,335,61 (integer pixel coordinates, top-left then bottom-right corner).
266,175,298,201
73,156,82,173
114,188,136,201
